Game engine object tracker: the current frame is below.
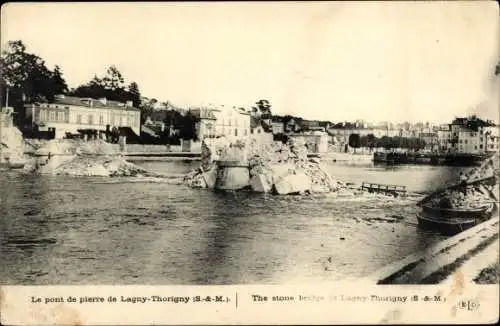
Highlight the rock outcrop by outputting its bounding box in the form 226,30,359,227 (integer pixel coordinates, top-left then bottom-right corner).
0,124,28,165
184,136,345,195
23,139,158,177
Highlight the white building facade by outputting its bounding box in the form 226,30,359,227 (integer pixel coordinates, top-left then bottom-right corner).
25,95,141,138
449,116,500,154
211,106,251,138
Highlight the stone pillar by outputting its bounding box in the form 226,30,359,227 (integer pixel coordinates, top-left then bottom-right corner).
119,136,127,152
214,160,250,190
182,139,191,152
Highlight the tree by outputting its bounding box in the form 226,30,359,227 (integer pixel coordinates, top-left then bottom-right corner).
366,134,377,151
376,136,392,150
50,65,68,95
69,65,142,108
1,40,70,125
254,99,272,119
127,82,141,108
102,65,124,91
178,112,198,141
360,135,369,148
348,133,361,152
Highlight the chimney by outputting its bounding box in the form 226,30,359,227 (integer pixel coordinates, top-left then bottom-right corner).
99,97,107,105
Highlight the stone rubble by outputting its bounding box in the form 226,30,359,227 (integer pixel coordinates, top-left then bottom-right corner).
23,139,158,177
431,186,493,210
184,136,346,195
429,155,499,210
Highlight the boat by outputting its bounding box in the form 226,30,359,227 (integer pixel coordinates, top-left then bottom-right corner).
420,202,494,218
416,174,498,235
416,212,490,235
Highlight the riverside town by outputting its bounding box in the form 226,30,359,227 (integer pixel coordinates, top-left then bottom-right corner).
1,14,499,290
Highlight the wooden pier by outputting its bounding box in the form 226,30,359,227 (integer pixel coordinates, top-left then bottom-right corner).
361,182,407,197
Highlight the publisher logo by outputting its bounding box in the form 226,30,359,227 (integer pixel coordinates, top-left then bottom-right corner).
458,299,480,311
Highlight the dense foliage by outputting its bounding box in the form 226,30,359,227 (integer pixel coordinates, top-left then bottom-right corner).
1,40,70,122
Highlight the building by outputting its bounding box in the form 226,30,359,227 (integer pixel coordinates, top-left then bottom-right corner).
485,126,500,153
211,106,251,138
327,126,385,146
189,107,218,139
24,95,141,139
436,125,452,152
271,119,285,134
418,132,438,151
250,116,273,143
289,132,329,154
450,116,499,154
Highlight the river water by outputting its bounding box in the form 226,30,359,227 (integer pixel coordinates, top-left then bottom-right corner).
0,160,468,285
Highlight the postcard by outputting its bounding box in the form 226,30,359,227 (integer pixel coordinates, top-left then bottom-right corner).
0,1,499,325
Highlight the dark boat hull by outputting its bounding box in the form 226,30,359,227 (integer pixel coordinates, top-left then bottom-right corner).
416,213,484,235
421,203,494,218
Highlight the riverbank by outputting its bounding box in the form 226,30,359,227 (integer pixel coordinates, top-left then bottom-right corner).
322,152,373,163
365,215,500,284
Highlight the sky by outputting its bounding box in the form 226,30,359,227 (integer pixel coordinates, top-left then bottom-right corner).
1,1,499,124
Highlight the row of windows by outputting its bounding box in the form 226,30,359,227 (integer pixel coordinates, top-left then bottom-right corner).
219,118,249,128
39,109,138,125
459,144,484,150
459,137,487,144
39,110,66,122
75,114,138,126
216,128,249,137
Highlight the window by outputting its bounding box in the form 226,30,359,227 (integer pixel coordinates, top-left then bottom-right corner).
57,112,64,122
234,129,238,136
470,132,474,136
464,140,468,144
76,114,82,124
88,115,93,125
39,110,46,121
49,111,56,121
229,119,232,126
474,146,477,150
245,129,248,136
459,139,463,143
99,115,104,125
480,144,483,149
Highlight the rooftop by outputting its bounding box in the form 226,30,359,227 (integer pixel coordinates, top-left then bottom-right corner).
25,95,140,111
451,116,496,130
